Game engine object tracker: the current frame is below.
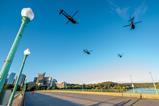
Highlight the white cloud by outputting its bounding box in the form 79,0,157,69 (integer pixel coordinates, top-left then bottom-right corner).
115,7,129,19
106,0,148,20
133,0,148,19
106,0,129,19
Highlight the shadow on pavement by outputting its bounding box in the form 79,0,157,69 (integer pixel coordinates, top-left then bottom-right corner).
45,92,115,105
48,92,139,106
24,92,81,106
25,92,142,106
113,99,131,106
129,98,141,106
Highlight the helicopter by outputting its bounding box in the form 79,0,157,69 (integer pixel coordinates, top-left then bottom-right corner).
59,9,78,24
83,49,92,55
118,54,123,58
123,17,142,30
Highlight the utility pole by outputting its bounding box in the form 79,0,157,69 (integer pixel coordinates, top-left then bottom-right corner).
7,48,31,106
0,8,34,93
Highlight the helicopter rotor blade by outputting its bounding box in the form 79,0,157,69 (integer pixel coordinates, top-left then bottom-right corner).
72,10,79,17
134,21,142,24
123,24,130,27
58,9,63,15
66,20,70,24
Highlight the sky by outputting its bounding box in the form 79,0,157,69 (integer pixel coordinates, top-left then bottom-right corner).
0,0,159,84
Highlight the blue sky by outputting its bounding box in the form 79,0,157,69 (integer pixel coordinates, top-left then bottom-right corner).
0,0,159,84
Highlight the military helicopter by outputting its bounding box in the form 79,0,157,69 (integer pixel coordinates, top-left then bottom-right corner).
83,49,92,55
118,53,123,58
123,17,142,30
59,9,78,24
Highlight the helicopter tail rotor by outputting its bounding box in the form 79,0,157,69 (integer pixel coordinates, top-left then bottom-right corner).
128,16,135,22
72,10,79,17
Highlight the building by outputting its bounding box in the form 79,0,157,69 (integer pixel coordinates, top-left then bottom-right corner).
45,76,52,88
56,82,67,89
50,79,57,88
34,73,46,86
7,73,16,85
34,73,53,88
17,74,26,86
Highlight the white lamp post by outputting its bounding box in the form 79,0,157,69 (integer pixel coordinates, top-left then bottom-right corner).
130,75,135,93
7,48,31,106
149,72,158,94
0,8,34,92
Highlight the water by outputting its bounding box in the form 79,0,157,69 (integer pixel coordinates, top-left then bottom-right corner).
127,88,159,94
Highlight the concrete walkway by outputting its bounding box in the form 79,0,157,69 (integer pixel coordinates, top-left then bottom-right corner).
24,92,159,106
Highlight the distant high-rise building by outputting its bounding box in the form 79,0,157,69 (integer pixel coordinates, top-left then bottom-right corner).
34,73,56,88
33,77,37,83
50,79,57,88
17,74,26,86
7,73,16,85
35,72,46,86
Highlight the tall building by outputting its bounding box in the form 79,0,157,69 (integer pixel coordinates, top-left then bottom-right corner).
34,73,46,86
33,77,37,83
34,73,55,88
7,73,16,85
50,79,57,88
17,74,26,86
45,76,52,87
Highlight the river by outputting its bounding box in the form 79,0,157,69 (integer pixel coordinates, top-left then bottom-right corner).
127,88,159,94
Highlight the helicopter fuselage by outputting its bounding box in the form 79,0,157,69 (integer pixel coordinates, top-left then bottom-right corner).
83,50,91,55
85,52,91,55
61,11,77,24
130,22,135,29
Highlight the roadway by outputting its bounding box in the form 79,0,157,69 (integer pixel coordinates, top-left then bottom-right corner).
24,92,159,106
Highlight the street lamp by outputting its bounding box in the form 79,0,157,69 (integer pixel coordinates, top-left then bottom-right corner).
7,48,31,106
130,75,135,93
149,72,158,94
0,8,34,92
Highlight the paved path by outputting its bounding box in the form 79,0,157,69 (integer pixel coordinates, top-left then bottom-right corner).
24,92,159,106
13,94,23,106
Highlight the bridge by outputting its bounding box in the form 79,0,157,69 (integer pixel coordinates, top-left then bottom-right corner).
23,91,159,106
